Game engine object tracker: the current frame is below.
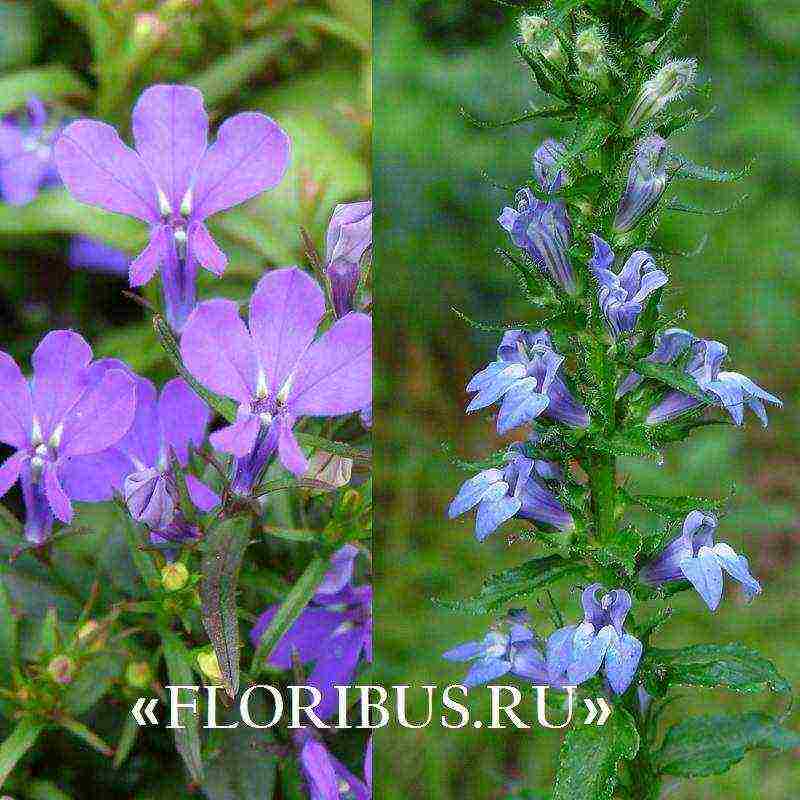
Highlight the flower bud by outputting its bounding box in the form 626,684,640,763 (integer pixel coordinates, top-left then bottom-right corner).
126,661,152,689
77,619,106,652
47,655,75,685
197,650,223,682
625,59,697,131
124,468,175,530
540,37,565,66
614,136,669,233
304,451,353,493
325,201,372,317
161,562,189,592
518,14,548,47
575,27,606,76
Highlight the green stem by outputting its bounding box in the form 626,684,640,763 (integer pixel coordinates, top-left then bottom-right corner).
590,451,617,542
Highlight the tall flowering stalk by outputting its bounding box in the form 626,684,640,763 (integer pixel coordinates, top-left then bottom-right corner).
441,3,794,798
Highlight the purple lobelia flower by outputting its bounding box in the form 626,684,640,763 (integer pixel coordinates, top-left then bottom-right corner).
68,236,129,274
589,234,668,338
639,510,761,611
466,330,589,434
54,84,290,331
448,444,574,541
251,545,371,721
499,187,576,295
443,614,560,688
546,584,642,695
533,138,567,194
645,336,782,427
0,97,60,205
294,728,371,800
181,267,372,494
0,331,136,543
616,327,695,399
325,200,372,318
614,136,669,233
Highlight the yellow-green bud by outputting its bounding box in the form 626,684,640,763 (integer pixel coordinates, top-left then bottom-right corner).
575,27,605,73
540,37,565,66
126,661,152,689
518,14,548,47
161,562,189,592
197,651,223,682
47,655,75,685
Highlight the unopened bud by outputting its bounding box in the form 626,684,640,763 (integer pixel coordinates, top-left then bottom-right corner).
47,655,75,685
540,37,565,66
126,661,152,689
161,562,189,592
575,27,606,75
625,59,697,131
133,13,166,42
304,451,353,493
77,620,105,651
197,650,222,682
124,468,175,530
518,14,548,47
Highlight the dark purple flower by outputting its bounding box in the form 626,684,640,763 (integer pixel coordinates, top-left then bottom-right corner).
546,584,642,695
498,187,576,295
616,327,695,399
589,234,668,338
325,200,372,318
614,136,669,233
0,97,60,205
466,330,589,434
443,615,559,688
294,728,370,800
180,267,372,494
639,510,761,611
251,545,371,721
645,337,782,427
448,445,574,541
55,84,291,330
68,236,129,274
0,331,136,542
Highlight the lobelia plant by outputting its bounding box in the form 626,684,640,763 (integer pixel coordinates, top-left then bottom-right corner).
0,81,372,799
440,2,797,798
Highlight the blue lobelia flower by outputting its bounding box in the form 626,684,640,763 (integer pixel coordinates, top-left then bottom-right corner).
294,728,370,800
443,614,561,688
639,510,761,611
546,584,642,695
448,444,574,541
613,135,669,233
616,327,696,399
466,330,589,434
325,200,372,318
644,336,782,427
589,234,668,338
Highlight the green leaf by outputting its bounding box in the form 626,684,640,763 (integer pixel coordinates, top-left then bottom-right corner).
460,104,572,130
585,426,660,460
0,66,91,116
553,706,639,800
653,713,800,777
666,195,749,216
153,315,238,423
434,556,587,615
555,115,615,175
112,715,139,770
626,358,706,400
119,512,160,594
641,644,791,696
593,526,642,576
63,653,124,715
294,433,371,465
0,581,19,686
0,717,46,788
200,516,251,699
250,555,331,674
161,629,204,783
57,716,113,757
671,155,752,183
624,489,730,521
629,0,662,17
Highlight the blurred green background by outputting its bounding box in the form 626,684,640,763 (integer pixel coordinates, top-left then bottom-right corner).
0,0,369,796
375,1,799,798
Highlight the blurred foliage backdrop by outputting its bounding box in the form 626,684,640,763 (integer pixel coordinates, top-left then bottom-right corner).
375,1,798,798
0,0,369,796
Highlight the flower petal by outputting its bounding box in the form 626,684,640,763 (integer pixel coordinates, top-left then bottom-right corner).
68,236,129,274
249,268,326,399
0,351,33,449
180,299,259,402
287,313,372,417
475,491,522,542
55,121,159,222
680,547,724,611
209,415,260,457
0,450,26,499
58,449,132,502
129,225,166,287
116,377,160,469
191,112,290,219
712,542,762,600
0,152,50,205
604,632,642,695
308,625,366,720
31,330,93,440
546,625,577,683
447,469,503,519
277,419,308,476
251,606,345,668
59,369,137,457
497,384,549,434
299,738,338,800
186,474,219,513
443,641,485,662
186,221,227,277
159,378,210,465
567,624,613,685
44,462,73,523
463,657,511,688
131,84,208,212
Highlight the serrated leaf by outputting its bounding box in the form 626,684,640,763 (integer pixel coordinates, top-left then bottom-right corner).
641,644,791,697
556,116,615,175
0,717,46,788
594,526,642,576
161,629,204,783
671,155,752,183
624,488,731,520
460,104,572,129
434,555,586,615
653,713,800,777
666,195,749,216
553,706,639,800
201,516,251,699
585,426,660,460
629,0,662,17
627,358,706,400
